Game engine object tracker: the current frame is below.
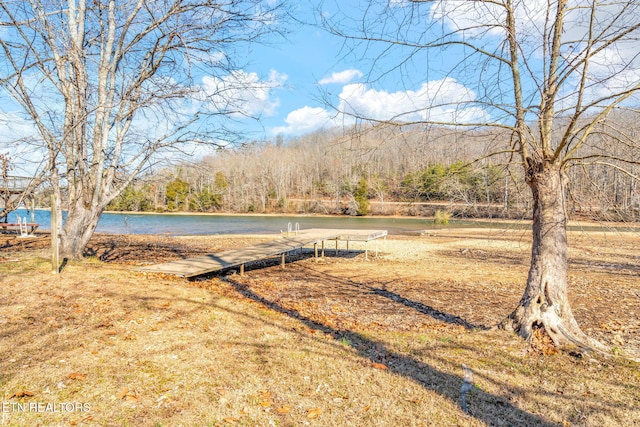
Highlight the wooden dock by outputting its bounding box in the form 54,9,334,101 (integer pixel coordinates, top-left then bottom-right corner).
136,228,387,278
0,176,34,194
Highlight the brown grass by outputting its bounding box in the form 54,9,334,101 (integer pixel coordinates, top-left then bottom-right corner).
0,227,639,426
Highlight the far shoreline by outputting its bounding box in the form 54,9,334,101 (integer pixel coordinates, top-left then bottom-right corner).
101,210,640,229
15,207,640,231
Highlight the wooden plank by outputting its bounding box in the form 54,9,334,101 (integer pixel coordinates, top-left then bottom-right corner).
136,228,387,278
336,229,388,241
0,223,39,233
295,228,387,242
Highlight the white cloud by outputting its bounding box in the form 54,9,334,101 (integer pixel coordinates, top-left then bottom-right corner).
429,0,640,104
271,77,490,135
338,78,489,123
584,44,640,96
319,69,363,85
556,43,640,113
429,0,547,39
200,69,287,118
191,50,227,66
0,112,46,175
271,106,334,135
0,112,38,143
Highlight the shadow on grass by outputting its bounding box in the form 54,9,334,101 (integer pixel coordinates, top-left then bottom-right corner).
256,264,490,331
84,237,205,262
369,286,488,330
222,276,559,427
58,257,68,273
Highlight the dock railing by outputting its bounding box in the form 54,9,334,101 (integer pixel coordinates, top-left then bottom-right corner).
0,176,34,193
286,222,300,237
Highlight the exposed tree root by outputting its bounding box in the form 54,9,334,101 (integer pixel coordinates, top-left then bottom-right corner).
499,308,612,359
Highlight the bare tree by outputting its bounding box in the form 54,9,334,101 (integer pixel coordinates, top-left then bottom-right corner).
0,0,287,258
320,0,640,353
0,153,14,221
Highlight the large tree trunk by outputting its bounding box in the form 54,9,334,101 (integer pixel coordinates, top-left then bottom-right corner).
59,202,104,260
501,162,606,353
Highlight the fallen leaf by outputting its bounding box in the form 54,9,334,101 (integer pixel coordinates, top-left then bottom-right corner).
372,362,388,370
117,387,129,400
68,373,86,381
259,400,272,407
223,417,239,424
125,394,139,402
9,391,35,398
259,389,272,398
276,406,291,414
95,322,114,328
118,386,140,401
307,408,322,419
364,405,371,412
105,330,117,336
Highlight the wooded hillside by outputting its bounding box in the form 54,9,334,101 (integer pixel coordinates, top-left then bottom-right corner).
106,123,640,221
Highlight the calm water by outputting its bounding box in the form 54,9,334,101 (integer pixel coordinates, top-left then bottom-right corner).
10,209,640,235
11,209,523,236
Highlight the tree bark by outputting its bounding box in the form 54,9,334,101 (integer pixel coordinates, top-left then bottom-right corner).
59,202,104,260
501,161,606,353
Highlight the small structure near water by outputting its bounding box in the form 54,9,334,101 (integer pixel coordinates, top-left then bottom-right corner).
137,228,387,278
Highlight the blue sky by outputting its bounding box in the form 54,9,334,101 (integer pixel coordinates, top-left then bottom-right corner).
2,0,639,169
244,24,342,136
0,1,365,149
223,0,501,139
226,0,640,141
236,4,359,138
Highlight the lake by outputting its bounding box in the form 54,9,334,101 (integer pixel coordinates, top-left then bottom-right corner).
9,209,640,235
11,209,524,236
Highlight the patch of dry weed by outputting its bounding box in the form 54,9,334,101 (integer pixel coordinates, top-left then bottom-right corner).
0,229,638,426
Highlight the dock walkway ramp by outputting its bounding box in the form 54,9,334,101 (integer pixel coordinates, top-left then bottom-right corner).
137,228,387,278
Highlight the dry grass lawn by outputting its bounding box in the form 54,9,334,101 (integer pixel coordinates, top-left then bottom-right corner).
0,225,639,426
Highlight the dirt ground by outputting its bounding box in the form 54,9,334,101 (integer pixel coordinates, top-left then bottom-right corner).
4,227,636,357
1,225,639,426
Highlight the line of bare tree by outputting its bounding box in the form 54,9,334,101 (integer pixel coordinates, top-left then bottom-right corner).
106,120,640,222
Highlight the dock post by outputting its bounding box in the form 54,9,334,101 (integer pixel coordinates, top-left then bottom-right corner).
281,252,286,268
240,263,244,276
314,242,318,261
321,240,325,257
335,240,338,256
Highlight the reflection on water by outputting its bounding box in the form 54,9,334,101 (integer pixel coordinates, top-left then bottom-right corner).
15,209,637,236
13,209,529,235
